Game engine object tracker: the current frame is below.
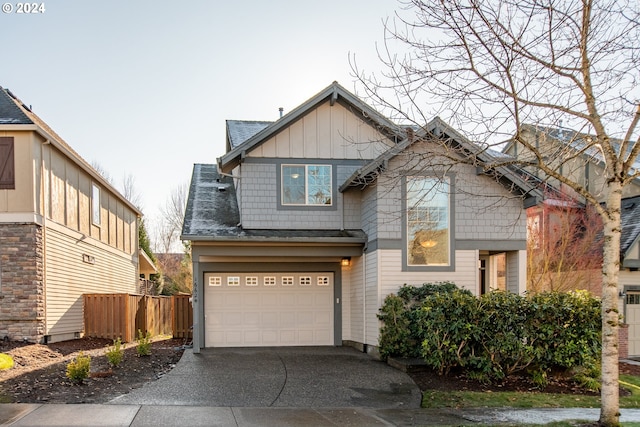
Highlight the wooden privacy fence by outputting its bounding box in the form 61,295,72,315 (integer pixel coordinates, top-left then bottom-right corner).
172,295,193,339
84,293,192,342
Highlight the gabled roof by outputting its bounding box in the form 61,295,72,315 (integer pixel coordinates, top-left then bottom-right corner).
0,86,142,216
181,163,366,243
217,81,402,172
226,120,272,150
340,117,544,207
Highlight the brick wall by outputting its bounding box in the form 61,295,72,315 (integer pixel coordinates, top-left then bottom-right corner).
0,223,45,343
620,323,629,360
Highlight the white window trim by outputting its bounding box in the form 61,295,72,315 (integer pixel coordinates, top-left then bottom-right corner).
92,183,101,226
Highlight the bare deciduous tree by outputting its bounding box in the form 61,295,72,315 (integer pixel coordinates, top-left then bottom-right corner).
121,173,143,210
527,191,602,294
154,183,188,254
354,1,640,424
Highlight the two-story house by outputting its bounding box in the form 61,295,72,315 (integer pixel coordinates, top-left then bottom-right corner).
0,86,148,343
503,124,640,356
182,82,541,354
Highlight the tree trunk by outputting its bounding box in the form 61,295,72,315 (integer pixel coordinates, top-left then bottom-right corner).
599,182,623,426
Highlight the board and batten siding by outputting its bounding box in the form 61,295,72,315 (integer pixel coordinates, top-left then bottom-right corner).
35,140,138,255
44,224,137,342
247,101,392,160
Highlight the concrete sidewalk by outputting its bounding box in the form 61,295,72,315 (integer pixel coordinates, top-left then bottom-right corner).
3,404,640,426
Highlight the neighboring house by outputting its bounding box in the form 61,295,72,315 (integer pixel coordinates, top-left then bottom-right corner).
504,124,640,356
182,82,541,354
0,86,145,343
502,124,640,202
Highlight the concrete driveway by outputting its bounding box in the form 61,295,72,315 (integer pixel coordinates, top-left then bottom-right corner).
109,346,422,408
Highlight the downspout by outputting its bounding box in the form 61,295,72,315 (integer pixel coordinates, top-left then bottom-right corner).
340,191,345,231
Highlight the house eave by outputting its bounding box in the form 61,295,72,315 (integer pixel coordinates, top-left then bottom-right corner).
183,235,367,245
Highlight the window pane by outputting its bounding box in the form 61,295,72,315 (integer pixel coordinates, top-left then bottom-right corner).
307,165,331,205
407,177,450,266
282,166,305,204
92,183,101,226
282,164,332,206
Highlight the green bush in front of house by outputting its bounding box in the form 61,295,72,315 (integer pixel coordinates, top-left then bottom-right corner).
377,282,471,360
378,284,602,386
418,288,479,375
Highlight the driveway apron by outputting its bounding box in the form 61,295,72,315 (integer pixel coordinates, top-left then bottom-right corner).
109,346,421,408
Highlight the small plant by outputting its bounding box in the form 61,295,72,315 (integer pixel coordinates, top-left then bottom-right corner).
66,352,91,383
572,361,601,392
0,353,14,370
106,338,124,367
529,368,549,389
136,330,152,357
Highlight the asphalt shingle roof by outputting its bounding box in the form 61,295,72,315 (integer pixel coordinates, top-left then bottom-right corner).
0,87,33,124
181,163,366,242
226,120,272,149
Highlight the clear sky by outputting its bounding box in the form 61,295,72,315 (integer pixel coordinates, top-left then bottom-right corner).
1,0,397,244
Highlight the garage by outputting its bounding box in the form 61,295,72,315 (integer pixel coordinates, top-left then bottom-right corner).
204,272,334,347
627,291,640,356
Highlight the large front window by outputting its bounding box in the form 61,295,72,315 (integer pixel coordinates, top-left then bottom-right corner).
282,165,332,205
407,176,450,266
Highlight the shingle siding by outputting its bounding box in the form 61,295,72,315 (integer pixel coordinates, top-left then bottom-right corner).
240,163,364,230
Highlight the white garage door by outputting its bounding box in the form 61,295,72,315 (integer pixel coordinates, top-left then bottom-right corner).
627,292,640,356
204,272,334,347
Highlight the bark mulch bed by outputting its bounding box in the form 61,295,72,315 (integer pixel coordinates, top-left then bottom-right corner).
0,336,186,404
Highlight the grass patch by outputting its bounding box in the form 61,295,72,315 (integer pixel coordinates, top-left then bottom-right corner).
422,374,640,409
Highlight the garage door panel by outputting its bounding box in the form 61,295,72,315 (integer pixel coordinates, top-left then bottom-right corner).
244,312,261,326
204,272,334,347
262,312,279,327
263,294,280,306
297,312,314,326
224,312,243,326
315,312,332,326
280,330,297,345
281,294,297,305
299,330,314,344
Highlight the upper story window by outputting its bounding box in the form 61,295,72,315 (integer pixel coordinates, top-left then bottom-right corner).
281,164,332,206
92,183,101,226
406,176,451,267
0,137,15,190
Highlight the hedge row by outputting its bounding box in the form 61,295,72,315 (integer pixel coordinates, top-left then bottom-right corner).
378,283,601,384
